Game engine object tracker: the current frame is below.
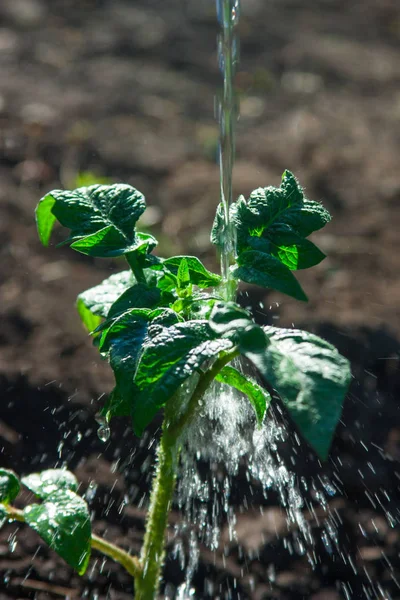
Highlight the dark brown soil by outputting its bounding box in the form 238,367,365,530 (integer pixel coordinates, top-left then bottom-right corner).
1,0,400,598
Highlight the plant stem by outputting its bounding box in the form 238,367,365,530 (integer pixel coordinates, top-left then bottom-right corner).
135,430,178,600
3,505,141,580
134,347,239,599
126,252,147,284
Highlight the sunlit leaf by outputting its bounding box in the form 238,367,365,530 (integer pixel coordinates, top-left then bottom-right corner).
24,489,91,575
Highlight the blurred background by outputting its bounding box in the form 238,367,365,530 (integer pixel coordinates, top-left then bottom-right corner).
0,0,400,598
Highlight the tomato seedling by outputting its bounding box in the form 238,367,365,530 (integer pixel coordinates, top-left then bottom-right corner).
1,171,351,599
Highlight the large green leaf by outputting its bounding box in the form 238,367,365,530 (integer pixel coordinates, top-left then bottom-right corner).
160,256,221,289
21,469,78,499
232,250,308,301
36,184,146,257
215,365,271,424
24,489,91,575
131,321,234,435
77,271,136,319
0,469,20,504
244,326,351,460
100,308,181,420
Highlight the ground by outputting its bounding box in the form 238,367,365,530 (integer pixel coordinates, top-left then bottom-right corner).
0,0,400,598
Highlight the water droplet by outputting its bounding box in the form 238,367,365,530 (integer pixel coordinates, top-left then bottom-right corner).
97,424,110,443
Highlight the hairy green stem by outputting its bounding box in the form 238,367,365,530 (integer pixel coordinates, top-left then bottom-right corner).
3,505,142,579
134,347,239,599
135,431,178,599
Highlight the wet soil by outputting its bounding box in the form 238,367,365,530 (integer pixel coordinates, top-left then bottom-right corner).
1,0,400,598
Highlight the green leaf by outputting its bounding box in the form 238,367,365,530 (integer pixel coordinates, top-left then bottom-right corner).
69,225,130,257
215,365,271,424
209,301,269,353
248,228,326,270
232,250,308,301
210,202,226,248
161,256,221,289
223,171,330,300
209,302,254,336
78,271,136,319
35,194,56,246
107,284,162,318
177,258,190,289
244,327,351,460
76,298,103,333
131,321,234,435
36,184,146,256
24,489,91,575
232,171,330,250
100,308,181,420
0,469,20,504
21,469,78,499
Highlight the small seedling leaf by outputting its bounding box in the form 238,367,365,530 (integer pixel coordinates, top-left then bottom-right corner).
22,469,78,499
232,251,308,301
24,489,91,575
177,258,191,290
0,469,20,504
161,256,221,289
215,365,271,424
244,327,351,460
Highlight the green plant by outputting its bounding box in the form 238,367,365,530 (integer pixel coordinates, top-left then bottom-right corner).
1,171,351,599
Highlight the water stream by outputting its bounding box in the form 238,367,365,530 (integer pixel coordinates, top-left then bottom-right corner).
216,0,240,297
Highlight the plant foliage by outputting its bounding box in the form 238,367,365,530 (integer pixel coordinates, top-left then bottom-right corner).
35,172,351,460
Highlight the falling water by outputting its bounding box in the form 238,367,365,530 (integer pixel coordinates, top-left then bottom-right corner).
216,0,240,298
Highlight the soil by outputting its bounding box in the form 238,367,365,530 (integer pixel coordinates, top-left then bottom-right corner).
1,0,400,598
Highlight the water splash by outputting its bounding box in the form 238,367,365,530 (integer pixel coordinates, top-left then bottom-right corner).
174,380,315,597
216,0,240,297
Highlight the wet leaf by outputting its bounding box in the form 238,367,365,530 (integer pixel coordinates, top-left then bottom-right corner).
245,327,351,460
22,469,78,499
209,302,269,352
215,365,271,424
0,469,20,504
210,202,226,248
24,489,91,575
